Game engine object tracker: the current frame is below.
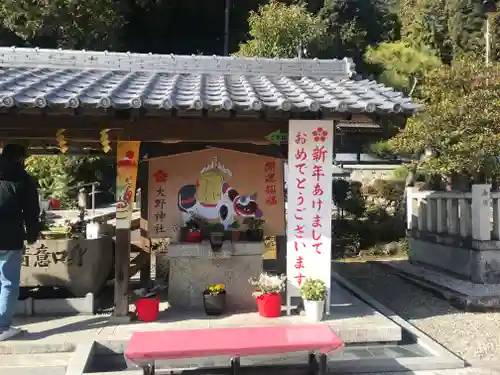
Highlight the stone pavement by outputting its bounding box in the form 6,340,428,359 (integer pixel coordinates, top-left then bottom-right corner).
0,308,398,355
82,366,500,375
0,281,401,355
340,371,496,374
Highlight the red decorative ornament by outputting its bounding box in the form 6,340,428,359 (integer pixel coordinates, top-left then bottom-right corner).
125,189,133,202
153,169,168,183
312,127,328,142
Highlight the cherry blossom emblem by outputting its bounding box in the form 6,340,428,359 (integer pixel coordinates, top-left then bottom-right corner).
153,169,168,183
312,127,328,142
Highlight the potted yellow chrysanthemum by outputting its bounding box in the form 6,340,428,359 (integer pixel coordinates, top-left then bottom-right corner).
202,283,226,316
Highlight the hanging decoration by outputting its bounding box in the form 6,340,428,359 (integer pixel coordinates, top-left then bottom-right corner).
116,141,141,229
56,129,68,153
100,129,111,153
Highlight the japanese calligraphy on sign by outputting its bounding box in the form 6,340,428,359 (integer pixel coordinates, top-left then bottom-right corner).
151,168,169,237
286,120,333,309
22,243,88,268
264,160,278,206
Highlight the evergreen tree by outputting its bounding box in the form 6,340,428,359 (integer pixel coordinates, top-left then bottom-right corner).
399,0,452,63
389,59,500,181
0,0,127,49
319,0,399,72
236,1,326,58
446,0,486,58
365,42,442,96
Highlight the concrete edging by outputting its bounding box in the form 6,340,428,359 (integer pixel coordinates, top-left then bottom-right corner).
16,293,95,316
330,270,466,371
65,341,96,375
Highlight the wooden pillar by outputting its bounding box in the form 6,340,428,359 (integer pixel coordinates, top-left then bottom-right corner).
138,150,151,286
112,140,141,322
113,228,131,321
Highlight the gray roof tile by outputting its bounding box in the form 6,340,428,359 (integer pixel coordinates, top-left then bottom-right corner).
0,47,421,114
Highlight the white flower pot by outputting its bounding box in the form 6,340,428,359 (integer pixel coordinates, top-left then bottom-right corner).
304,299,325,322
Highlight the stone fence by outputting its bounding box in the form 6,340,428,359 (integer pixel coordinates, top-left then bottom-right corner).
406,185,500,284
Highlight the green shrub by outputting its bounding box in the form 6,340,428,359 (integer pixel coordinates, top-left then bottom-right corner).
332,219,362,258
25,155,115,208
392,165,409,181
366,179,405,209
331,178,410,260
332,179,366,218
300,278,327,301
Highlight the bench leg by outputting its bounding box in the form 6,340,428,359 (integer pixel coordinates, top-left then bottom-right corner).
317,353,327,375
230,357,241,375
142,363,155,375
308,352,317,375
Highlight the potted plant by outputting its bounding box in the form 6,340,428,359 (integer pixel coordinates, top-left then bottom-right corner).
300,278,327,322
230,220,241,242
245,218,265,241
184,217,203,243
208,223,225,251
202,283,226,316
248,273,286,318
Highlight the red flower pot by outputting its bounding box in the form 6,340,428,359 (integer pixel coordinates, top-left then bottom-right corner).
256,293,282,318
49,199,61,210
186,231,202,242
135,297,160,322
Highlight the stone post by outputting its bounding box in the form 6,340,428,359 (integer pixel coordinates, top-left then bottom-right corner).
436,198,446,233
471,184,491,241
493,197,500,239
406,187,418,230
446,199,459,235
458,198,471,237
426,198,436,232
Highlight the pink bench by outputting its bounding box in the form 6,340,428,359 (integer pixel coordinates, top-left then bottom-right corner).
125,324,343,375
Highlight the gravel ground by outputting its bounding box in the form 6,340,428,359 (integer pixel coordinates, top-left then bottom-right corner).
333,261,500,365
360,370,500,375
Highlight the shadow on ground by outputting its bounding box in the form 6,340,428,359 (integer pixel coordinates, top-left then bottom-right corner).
10,315,110,341
333,260,468,320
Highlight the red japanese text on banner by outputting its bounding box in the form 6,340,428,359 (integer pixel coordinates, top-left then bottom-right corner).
286,120,333,309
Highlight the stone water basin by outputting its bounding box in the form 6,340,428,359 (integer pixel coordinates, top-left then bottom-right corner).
20,236,113,297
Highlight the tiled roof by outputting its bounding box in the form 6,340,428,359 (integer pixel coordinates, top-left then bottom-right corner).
0,47,420,114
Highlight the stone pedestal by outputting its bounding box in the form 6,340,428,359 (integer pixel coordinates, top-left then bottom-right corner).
166,241,263,311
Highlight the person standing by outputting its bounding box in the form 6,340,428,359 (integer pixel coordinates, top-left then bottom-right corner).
0,144,40,341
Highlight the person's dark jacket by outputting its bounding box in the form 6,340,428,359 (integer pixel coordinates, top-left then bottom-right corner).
0,158,40,250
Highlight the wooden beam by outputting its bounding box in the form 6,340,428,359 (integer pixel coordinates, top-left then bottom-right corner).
0,115,289,143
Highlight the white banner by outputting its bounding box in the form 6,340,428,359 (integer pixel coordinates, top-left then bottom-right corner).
286,120,333,313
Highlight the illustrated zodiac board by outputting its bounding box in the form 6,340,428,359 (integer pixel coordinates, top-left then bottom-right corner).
147,148,285,238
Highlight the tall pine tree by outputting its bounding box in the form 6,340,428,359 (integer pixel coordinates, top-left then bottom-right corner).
319,0,399,72
399,0,452,63
446,0,486,58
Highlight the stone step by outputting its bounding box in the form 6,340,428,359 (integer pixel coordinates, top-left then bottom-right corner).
376,260,500,310
0,352,71,375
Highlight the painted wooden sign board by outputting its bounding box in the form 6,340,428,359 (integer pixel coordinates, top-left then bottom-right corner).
148,148,286,238
286,120,334,315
